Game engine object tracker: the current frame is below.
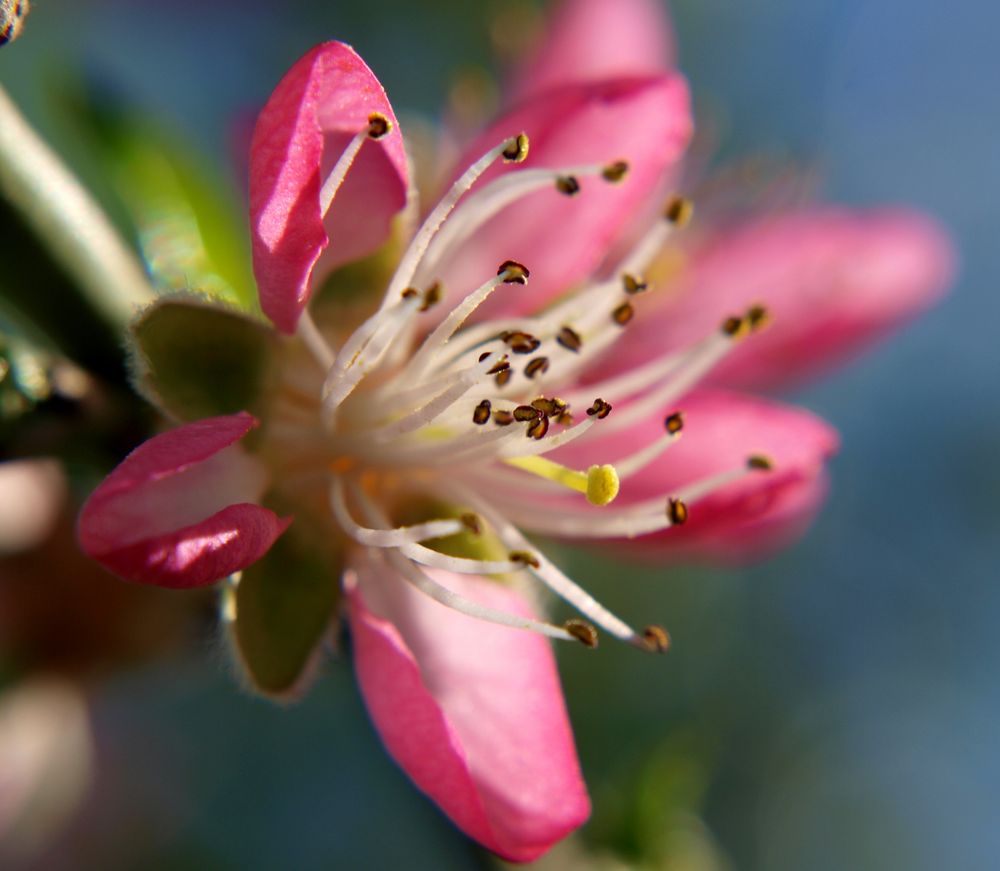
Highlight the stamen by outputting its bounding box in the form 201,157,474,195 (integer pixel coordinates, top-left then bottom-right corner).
641,625,670,653
296,308,336,370
504,455,620,506
531,396,567,417
366,112,392,139
615,411,684,478
372,551,582,643
666,497,689,525
665,195,694,228
513,404,540,422
319,126,370,216
524,356,550,379
498,260,530,284
564,619,599,648
586,398,613,419
612,301,635,326
472,399,492,425
419,281,443,311
526,415,549,440
623,273,648,295
555,175,581,196
601,160,630,182
556,326,582,352
747,454,774,471
501,132,530,163
383,135,528,306
501,330,541,353
330,479,466,547
493,409,515,426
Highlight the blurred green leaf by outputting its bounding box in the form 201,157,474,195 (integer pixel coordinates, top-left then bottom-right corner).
130,297,275,422
231,509,342,700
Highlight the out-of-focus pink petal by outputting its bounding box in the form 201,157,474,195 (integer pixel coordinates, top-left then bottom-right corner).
609,208,956,391
346,559,589,861
78,413,287,588
557,390,839,564
437,75,692,320
250,42,409,334
509,0,677,102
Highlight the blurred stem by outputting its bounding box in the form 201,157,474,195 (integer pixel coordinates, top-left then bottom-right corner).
0,84,154,329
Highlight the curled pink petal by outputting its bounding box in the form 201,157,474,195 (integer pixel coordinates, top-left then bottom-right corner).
557,390,839,564
438,74,692,319
509,0,677,101
250,41,409,334
608,208,956,391
346,560,589,862
78,413,287,588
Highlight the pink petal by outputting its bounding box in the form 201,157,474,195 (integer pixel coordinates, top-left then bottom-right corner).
250,42,409,334
78,413,288,588
557,390,839,564
346,559,589,861
509,0,677,102
607,208,956,391
437,74,692,320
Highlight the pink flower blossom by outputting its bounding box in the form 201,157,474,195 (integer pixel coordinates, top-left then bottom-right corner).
77,3,952,860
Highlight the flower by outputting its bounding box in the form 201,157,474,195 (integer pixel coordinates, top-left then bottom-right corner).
77,1,952,860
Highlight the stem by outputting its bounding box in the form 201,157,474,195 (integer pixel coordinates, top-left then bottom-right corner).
0,84,155,328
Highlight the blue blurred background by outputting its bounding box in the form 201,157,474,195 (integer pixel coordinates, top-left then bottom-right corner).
0,1,996,868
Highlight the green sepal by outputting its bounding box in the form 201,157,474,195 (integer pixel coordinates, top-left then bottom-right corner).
231,506,342,700
130,296,276,421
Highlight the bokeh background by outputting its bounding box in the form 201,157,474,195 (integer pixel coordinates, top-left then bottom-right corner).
1,1,996,868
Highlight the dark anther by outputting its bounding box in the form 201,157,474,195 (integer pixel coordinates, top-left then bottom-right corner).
565,619,599,648
367,112,392,139
747,304,769,330
524,356,550,379
419,281,442,311
486,357,511,375
642,625,670,653
664,412,684,434
513,405,540,422
502,132,530,163
532,397,567,417
526,415,550,440
664,196,694,227
556,325,583,352
586,398,612,419
556,410,574,426
555,175,581,196
495,368,512,387
460,513,482,535
502,330,541,354
478,351,491,362
498,260,530,284
612,302,635,326
601,160,629,183
623,273,648,295
401,287,419,299
509,550,541,568
493,410,515,426
747,454,774,471
473,399,492,425
721,315,746,337
667,497,689,525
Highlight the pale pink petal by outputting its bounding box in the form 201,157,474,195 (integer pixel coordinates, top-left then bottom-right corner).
346,559,589,861
78,413,287,588
556,390,839,564
250,42,409,333
608,208,956,391
437,74,692,320
509,0,677,102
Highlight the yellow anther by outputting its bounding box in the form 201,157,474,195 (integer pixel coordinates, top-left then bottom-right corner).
585,464,620,506
506,456,620,506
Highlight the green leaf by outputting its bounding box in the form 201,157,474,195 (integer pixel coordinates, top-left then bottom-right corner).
232,515,341,699
130,297,276,421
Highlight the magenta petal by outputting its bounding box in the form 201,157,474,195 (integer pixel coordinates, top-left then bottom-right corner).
558,390,839,564
609,208,956,391
78,413,286,587
250,42,409,334
509,0,677,101
438,74,692,320
346,561,589,861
